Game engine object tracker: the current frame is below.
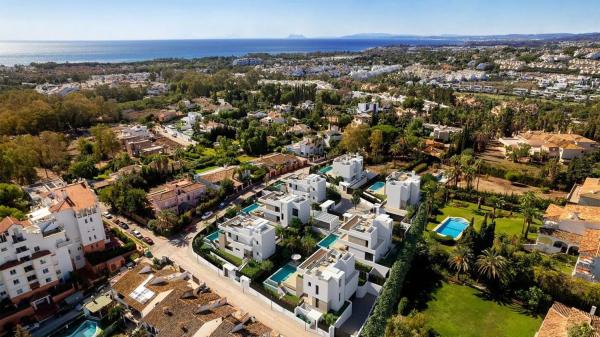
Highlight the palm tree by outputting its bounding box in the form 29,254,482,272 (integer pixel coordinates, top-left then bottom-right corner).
152,210,179,233
488,196,505,219
390,142,403,164
14,325,31,337
520,192,540,239
448,246,473,281
473,159,483,191
108,304,125,322
351,190,361,209
476,249,507,282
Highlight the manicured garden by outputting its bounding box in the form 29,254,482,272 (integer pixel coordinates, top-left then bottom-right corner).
427,199,541,238
420,282,542,337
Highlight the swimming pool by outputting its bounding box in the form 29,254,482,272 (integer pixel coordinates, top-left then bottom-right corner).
433,217,470,240
241,203,260,214
205,230,220,242
318,233,339,248
318,165,333,174
367,181,385,192
60,320,100,337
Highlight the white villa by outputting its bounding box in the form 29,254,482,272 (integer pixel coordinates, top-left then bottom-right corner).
286,136,325,158
423,123,462,143
294,248,359,313
218,214,276,262
284,173,327,204
331,153,368,190
256,191,310,227
385,171,421,212
337,214,393,263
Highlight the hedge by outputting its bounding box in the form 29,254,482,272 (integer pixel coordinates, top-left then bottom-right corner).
360,202,429,337
480,163,547,187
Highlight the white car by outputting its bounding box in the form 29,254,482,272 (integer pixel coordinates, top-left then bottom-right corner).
201,211,213,220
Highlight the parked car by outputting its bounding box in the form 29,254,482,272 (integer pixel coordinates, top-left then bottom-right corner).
132,230,143,239
143,237,154,245
119,223,129,230
102,211,113,219
201,211,214,220
114,219,121,225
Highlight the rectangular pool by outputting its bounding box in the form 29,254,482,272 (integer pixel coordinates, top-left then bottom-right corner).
270,264,297,283
318,233,339,248
318,165,333,174
205,230,220,242
434,217,470,239
241,203,260,214
367,181,385,193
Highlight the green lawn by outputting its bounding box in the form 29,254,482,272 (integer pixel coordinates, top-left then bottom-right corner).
428,200,541,238
422,282,542,337
195,166,218,174
237,155,257,163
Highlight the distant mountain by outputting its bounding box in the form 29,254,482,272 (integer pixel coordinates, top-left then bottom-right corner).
339,32,600,42
287,34,307,39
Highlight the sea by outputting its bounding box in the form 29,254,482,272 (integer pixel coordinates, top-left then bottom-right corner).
0,38,460,66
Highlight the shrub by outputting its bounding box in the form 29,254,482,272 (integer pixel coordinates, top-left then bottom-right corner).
413,163,428,174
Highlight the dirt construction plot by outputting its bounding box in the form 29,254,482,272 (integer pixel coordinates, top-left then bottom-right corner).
459,176,567,200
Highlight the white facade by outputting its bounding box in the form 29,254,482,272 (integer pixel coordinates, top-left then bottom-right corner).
284,174,327,203
286,136,324,158
218,214,276,261
331,154,366,187
338,214,393,263
297,248,359,313
356,102,379,114
385,171,421,210
0,182,106,303
257,191,310,227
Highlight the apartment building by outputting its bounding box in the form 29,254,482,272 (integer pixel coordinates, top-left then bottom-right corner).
256,191,310,227
147,179,207,215
0,182,105,326
331,153,367,190
499,131,598,162
217,214,276,261
284,173,326,204
294,248,358,313
338,214,393,263
385,171,421,211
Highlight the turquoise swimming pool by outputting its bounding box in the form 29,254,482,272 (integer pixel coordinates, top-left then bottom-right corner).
241,203,260,214
205,230,220,242
59,320,100,337
318,165,333,174
318,233,339,248
434,217,469,239
264,264,297,291
367,181,385,192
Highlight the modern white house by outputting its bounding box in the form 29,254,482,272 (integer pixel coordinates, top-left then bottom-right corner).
286,136,325,158
356,102,379,114
256,191,310,227
385,171,421,211
295,248,359,313
423,123,462,142
218,214,276,262
284,174,327,204
0,182,106,306
331,153,367,190
337,214,393,263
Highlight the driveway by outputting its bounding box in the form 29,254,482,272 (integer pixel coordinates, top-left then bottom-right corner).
336,293,378,337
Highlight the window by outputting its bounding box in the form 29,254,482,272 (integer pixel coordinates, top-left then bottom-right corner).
315,285,319,295
292,208,299,217
16,289,23,295
13,279,19,285
16,246,27,253
42,268,49,274
339,294,341,301
40,259,46,264
315,298,319,307
9,269,16,275
45,278,51,283
88,237,91,241
1,247,6,252
34,246,40,252
308,282,311,287
77,247,81,251
27,275,36,282
0,291,6,296
76,256,81,261
24,265,33,272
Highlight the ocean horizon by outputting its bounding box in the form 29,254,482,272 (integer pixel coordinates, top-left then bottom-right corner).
0,38,460,66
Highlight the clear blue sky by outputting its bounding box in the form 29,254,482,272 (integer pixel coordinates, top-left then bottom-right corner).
1,0,599,40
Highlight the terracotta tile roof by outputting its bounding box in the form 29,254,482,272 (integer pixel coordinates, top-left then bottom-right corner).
199,167,243,187
141,285,231,337
550,230,582,245
148,179,206,202
537,302,600,337
580,229,600,258
210,315,272,337
0,216,31,233
111,263,188,313
48,182,97,212
252,153,303,169
544,204,600,222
